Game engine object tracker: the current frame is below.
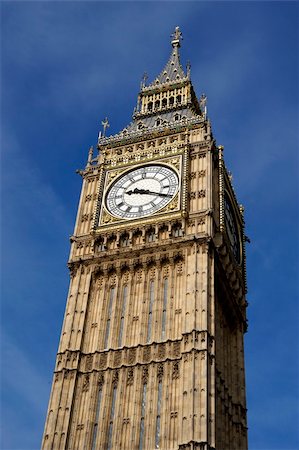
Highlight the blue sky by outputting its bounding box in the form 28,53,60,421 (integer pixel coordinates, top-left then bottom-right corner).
1,2,298,449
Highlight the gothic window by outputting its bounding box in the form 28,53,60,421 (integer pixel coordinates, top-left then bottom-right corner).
137,121,144,130
174,113,181,122
172,223,183,237
146,228,155,243
155,380,162,448
97,238,106,251
118,285,128,347
120,233,129,247
161,278,168,340
107,386,117,450
132,229,142,245
107,235,117,250
138,383,147,450
169,96,174,106
159,225,168,240
148,102,153,112
155,100,160,109
176,94,182,104
104,287,115,349
91,389,103,450
147,280,155,342
162,98,167,108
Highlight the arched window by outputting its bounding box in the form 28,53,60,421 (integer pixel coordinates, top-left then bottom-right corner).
155,379,163,448
147,280,155,343
155,100,160,109
120,233,129,247
104,287,115,349
176,94,182,104
172,223,183,237
148,102,153,112
107,385,118,450
107,235,117,250
169,96,174,106
161,278,168,339
146,228,155,243
162,98,167,108
97,237,105,251
118,285,128,347
174,113,181,122
138,383,147,450
91,387,103,450
159,225,168,240
132,229,142,245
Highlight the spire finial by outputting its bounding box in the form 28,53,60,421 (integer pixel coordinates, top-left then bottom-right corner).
86,146,93,167
200,94,208,120
186,60,191,78
101,117,110,137
140,72,148,89
171,26,182,48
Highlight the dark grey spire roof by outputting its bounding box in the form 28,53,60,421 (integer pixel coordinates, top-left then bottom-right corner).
146,26,188,88
149,46,186,86
125,108,198,133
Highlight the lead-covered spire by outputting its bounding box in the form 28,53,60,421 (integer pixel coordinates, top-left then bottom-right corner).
146,26,188,88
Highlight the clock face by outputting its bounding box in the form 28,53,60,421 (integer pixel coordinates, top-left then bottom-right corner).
224,192,241,264
105,164,179,220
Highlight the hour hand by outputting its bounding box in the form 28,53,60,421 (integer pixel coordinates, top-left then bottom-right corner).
126,188,146,195
126,188,172,197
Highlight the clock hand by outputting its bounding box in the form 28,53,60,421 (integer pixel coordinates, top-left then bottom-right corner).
126,188,172,197
152,191,173,198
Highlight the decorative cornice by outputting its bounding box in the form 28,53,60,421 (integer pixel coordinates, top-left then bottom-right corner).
55,329,216,374
98,116,204,148
68,234,211,268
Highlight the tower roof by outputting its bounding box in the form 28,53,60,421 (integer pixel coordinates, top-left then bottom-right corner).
98,26,204,147
146,26,188,88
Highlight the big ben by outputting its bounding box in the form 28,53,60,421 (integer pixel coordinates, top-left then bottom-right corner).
42,27,248,450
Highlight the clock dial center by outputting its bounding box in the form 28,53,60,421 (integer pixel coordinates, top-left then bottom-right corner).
124,179,161,206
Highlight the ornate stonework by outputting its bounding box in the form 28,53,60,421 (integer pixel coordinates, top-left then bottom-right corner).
42,27,248,450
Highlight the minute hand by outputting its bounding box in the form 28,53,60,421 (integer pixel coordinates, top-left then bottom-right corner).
127,188,172,197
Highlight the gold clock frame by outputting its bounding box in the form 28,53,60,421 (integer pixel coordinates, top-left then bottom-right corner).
96,153,186,230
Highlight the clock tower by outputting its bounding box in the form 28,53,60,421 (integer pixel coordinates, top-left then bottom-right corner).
42,27,248,450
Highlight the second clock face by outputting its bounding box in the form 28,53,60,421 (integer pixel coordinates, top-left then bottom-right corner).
105,164,179,219
224,192,241,264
